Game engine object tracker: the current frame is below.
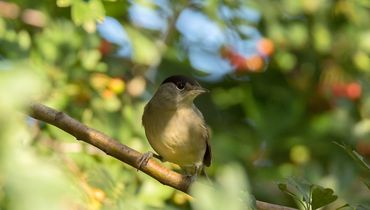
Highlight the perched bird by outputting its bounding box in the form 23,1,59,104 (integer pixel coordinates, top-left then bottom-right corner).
139,75,211,180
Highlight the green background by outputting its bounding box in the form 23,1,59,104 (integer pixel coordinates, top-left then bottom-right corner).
0,0,369,209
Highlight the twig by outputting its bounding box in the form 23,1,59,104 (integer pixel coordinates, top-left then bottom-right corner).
28,103,297,210
256,201,297,210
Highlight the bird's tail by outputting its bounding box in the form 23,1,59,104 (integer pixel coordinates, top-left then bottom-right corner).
201,167,211,183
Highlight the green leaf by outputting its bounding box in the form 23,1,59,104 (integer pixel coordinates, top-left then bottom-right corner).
275,51,297,72
288,178,311,204
278,182,307,209
311,185,337,210
125,26,161,66
137,177,174,208
81,49,102,70
313,24,332,53
71,0,105,25
191,164,255,210
56,0,71,7
18,30,31,50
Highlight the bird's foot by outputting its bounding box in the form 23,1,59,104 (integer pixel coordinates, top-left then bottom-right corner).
185,171,212,185
137,152,153,170
137,152,162,171
184,163,203,183
185,174,198,183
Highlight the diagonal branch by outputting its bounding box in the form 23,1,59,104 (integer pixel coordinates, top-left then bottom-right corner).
29,103,190,191
28,103,297,210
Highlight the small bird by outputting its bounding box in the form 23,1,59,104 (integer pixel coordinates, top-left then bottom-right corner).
139,75,211,180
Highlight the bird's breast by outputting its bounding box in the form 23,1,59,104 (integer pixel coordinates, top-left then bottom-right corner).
142,106,206,166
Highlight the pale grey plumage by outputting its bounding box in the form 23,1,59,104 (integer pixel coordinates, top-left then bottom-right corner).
140,75,211,177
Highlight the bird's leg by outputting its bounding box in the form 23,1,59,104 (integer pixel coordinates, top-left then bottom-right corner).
184,163,203,183
137,151,163,170
194,163,202,177
201,167,210,180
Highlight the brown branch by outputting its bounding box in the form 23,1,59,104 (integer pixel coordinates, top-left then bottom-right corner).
255,201,297,210
28,103,297,210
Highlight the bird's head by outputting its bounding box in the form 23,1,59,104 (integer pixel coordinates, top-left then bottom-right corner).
151,75,208,109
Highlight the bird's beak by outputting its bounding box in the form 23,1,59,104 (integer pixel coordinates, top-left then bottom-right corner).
191,86,209,95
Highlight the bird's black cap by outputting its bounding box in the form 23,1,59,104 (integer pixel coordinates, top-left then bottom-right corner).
161,75,200,89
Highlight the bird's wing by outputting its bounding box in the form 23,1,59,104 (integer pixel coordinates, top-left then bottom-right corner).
193,104,212,167
202,125,212,167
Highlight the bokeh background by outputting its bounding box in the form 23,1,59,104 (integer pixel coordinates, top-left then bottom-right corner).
0,0,369,209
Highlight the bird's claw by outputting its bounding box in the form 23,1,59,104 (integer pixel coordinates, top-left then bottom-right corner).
185,174,198,183
137,152,154,171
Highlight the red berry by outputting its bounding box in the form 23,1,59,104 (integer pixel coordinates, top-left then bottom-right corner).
346,82,362,100
230,53,247,70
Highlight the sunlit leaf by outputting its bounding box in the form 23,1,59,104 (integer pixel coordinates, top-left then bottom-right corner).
191,164,255,210
81,49,102,70
18,30,31,50
313,24,331,53
0,62,83,210
71,0,105,25
282,0,303,15
125,26,160,65
275,51,297,72
137,178,174,207
287,24,308,48
56,0,71,7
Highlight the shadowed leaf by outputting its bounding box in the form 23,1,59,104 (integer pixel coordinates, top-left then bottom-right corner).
311,185,337,210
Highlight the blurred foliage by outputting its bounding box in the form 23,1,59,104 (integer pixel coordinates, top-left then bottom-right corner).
0,0,370,209
190,164,254,210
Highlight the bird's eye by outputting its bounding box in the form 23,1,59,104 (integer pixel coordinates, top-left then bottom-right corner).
175,81,186,90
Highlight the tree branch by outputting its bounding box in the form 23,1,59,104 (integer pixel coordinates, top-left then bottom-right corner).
28,103,297,210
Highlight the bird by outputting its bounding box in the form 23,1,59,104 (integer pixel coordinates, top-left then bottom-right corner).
139,75,211,180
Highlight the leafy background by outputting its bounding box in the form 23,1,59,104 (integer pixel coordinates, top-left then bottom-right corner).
0,0,369,209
